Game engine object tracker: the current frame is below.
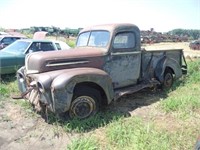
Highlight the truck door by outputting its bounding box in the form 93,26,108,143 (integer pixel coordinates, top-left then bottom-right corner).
108,31,141,89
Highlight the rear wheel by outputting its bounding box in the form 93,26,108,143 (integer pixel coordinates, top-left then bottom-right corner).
69,86,101,119
163,69,173,89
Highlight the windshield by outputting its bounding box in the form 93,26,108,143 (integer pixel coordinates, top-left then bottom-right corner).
2,40,31,53
76,31,110,47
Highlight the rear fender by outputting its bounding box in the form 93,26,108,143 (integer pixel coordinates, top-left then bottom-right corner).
155,57,182,83
51,68,114,113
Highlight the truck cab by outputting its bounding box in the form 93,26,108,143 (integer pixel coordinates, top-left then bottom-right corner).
76,23,141,88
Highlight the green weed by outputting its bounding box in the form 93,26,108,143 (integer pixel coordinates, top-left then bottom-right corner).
48,111,122,133
66,115,199,150
161,85,200,112
160,59,200,114
106,117,171,150
14,99,36,116
186,59,200,83
66,39,76,48
0,74,19,97
67,136,100,150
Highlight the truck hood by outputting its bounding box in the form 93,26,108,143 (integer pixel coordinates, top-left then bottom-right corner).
25,47,106,74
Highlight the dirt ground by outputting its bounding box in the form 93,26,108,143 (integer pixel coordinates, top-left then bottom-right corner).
0,90,165,150
0,42,200,150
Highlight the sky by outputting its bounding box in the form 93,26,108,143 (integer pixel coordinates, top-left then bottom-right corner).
0,0,199,32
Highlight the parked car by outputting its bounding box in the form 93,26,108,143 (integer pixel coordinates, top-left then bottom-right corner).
0,39,70,75
0,35,26,50
189,40,200,50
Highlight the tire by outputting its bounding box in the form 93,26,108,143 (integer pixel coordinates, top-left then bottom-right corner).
163,69,173,89
69,86,101,119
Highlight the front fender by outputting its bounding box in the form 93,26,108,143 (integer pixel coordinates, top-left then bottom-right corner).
155,57,182,82
51,68,114,113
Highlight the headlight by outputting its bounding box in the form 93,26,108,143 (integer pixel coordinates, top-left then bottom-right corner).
37,81,45,93
17,73,24,82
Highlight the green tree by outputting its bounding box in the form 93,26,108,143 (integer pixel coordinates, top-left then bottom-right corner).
168,29,200,40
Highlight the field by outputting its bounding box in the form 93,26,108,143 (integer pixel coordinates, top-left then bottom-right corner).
0,42,200,150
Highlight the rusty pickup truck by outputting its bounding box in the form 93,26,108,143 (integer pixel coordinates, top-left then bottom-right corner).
16,23,187,119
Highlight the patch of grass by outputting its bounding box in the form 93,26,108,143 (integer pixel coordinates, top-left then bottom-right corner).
186,59,200,83
66,115,200,150
0,74,19,97
169,128,199,150
160,59,200,114
161,84,200,112
14,99,36,116
67,137,100,150
66,39,76,48
105,117,171,150
48,111,123,133
14,99,32,110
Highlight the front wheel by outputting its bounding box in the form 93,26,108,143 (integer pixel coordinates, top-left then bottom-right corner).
69,86,101,119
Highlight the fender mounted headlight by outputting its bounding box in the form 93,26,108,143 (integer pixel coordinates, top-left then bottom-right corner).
37,81,45,93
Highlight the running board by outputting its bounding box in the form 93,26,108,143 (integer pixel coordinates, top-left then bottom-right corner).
114,80,160,100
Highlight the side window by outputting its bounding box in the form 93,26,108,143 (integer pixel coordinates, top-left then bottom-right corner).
113,32,135,50
13,37,21,40
29,42,41,52
55,43,61,50
28,42,55,52
2,37,14,45
40,42,55,51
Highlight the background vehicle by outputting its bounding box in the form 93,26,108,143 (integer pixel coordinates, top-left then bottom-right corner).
189,40,200,50
0,35,26,50
0,39,70,75
17,23,187,119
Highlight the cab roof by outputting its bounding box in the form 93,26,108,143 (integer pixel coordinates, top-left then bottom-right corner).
80,23,139,33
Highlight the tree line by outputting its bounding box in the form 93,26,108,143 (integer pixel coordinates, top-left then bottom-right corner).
168,29,200,40
21,26,83,38
0,26,82,38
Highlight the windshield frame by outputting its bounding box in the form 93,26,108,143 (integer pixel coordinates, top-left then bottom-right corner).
76,30,110,48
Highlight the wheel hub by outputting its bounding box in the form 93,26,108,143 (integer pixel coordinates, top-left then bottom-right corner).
70,96,96,119
164,73,173,88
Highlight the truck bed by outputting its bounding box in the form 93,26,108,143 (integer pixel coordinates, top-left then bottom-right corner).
141,49,184,80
